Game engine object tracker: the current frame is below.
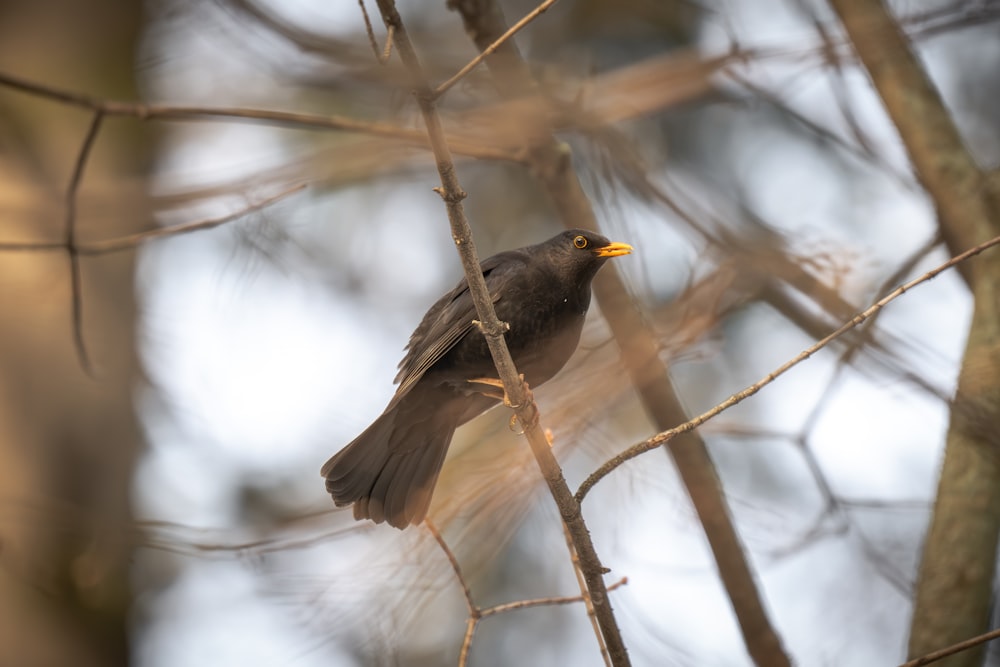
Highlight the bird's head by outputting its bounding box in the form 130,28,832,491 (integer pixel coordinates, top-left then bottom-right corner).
544,229,633,282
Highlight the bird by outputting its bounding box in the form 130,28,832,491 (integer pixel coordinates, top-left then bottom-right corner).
321,229,632,529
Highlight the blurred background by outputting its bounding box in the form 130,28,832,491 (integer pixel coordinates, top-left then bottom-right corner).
1,0,998,665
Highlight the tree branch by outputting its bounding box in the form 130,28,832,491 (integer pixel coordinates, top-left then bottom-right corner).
370,1,630,664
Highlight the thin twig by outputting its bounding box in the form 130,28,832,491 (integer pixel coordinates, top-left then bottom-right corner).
479,577,628,618
425,520,477,618
561,519,611,666
425,520,481,667
357,0,394,63
576,232,1000,502
898,626,1000,667
65,110,105,377
434,0,559,97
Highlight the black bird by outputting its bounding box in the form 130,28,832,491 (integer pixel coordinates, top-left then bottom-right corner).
321,229,632,528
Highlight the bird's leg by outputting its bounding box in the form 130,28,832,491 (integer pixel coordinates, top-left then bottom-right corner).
467,376,544,437
466,375,525,407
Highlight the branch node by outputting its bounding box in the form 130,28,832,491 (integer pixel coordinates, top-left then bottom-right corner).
432,186,467,203
471,318,509,338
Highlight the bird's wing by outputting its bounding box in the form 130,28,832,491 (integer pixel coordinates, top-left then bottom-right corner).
392,251,523,399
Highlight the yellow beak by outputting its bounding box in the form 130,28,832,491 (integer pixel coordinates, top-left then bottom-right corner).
594,241,633,258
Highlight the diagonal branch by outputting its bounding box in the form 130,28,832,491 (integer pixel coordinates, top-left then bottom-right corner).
577,232,1000,500
371,1,630,663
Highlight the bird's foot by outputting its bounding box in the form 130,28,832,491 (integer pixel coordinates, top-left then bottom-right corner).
467,374,526,407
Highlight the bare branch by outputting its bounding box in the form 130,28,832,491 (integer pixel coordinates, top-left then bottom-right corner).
577,232,1000,501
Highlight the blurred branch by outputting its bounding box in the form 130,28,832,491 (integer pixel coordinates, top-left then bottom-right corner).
434,0,558,97
577,232,1000,498
223,0,368,59
446,2,791,666
370,1,630,664
830,0,999,271
79,185,306,255
64,109,105,376
1,173,303,376
829,2,1000,664
0,184,305,254
357,0,394,63
0,71,517,162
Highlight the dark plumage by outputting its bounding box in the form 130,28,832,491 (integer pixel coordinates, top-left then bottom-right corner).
321,229,632,528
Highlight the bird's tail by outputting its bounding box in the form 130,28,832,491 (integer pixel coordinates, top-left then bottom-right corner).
321,395,458,529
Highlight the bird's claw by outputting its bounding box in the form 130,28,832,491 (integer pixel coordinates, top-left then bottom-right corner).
508,413,524,435
507,408,543,436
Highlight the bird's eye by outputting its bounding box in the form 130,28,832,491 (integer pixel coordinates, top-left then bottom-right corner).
573,235,588,249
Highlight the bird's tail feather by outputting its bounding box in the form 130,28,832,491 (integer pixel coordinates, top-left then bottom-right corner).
321,400,457,529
